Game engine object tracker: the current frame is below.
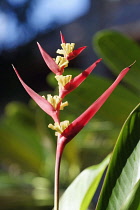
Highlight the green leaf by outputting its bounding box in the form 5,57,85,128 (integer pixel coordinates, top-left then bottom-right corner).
59,155,110,210
120,180,140,210
95,103,140,210
93,30,140,93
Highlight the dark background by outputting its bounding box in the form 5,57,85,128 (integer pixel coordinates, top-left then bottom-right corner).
1,0,140,114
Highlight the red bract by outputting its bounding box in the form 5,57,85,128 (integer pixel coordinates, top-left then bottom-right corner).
60,31,66,43
37,42,62,75
60,32,86,61
12,65,59,123
59,58,102,98
67,46,87,61
59,65,133,145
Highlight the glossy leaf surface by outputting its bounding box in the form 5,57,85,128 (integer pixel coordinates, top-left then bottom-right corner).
120,180,140,210
95,103,140,210
59,155,110,210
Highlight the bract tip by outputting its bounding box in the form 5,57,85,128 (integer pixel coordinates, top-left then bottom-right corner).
129,60,136,68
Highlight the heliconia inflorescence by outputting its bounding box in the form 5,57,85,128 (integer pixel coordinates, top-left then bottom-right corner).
12,32,134,210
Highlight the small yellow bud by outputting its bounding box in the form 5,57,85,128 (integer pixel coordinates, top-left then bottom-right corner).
48,120,70,136
55,75,72,88
60,101,68,110
56,43,75,57
47,94,68,110
47,94,61,109
42,95,46,99
55,56,69,68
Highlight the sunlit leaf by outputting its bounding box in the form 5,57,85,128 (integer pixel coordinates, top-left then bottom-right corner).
95,103,140,210
59,155,110,210
120,180,140,210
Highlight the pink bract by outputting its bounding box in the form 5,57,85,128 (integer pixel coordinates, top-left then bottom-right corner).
59,65,132,145
12,65,59,122
59,58,102,98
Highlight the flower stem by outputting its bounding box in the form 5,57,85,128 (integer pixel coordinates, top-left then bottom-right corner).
54,140,65,210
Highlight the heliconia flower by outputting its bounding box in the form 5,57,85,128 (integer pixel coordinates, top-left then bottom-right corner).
55,58,102,98
59,32,87,61
37,42,63,75
12,65,60,122
37,33,86,76
57,63,134,146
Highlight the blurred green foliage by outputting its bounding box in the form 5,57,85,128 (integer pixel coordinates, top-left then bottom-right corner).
93,30,140,94
0,30,139,209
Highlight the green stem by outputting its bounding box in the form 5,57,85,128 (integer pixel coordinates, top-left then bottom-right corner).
54,140,65,210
